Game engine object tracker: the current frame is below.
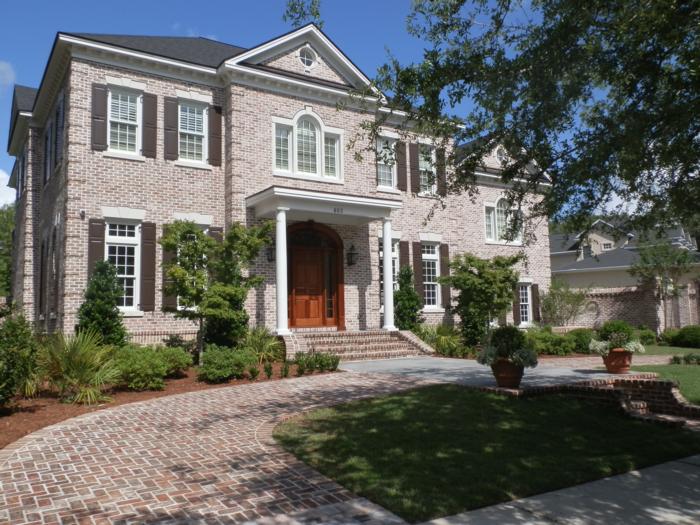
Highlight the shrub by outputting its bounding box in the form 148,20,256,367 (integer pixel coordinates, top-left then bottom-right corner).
114,346,168,391
248,365,260,380
241,327,284,364
327,354,341,371
76,261,128,347
394,266,424,330
540,279,588,326
477,326,537,368
0,312,39,403
637,328,657,345
672,325,700,348
40,330,120,404
281,361,290,378
295,353,308,376
163,334,198,361
660,328,680,346
415,324,473,357
565,328,595,354
197,345,257,383
598,320,634,343
156,346,192,377
264,362,273,379
525,328,576,356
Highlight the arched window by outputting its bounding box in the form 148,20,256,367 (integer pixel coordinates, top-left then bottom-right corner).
296,118,318,173
496,199,509,240
485,198,523,243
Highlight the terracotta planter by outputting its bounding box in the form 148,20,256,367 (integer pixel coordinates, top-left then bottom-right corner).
491,359,525,388
602,348,633,374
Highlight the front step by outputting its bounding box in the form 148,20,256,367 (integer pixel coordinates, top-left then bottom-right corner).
293,330,432,361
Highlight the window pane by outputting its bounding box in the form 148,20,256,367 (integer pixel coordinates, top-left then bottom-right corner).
107,244,137,308
421,244,437,255
519,285,530,323
324,136,337,176
496,200,509,240
179,133,203,161
297,119,317,173
179,104,204,134
275,125,290,170
485,207,495,240
376,139,395,187
110,91,138,123
109,122,137,152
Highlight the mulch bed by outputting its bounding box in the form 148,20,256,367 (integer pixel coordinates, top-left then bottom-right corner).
0,362,329,450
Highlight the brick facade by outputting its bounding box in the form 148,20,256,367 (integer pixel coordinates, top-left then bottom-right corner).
9,29,551,339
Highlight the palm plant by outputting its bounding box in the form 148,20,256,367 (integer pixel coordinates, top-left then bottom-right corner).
241,327,284,364
40,329,120,404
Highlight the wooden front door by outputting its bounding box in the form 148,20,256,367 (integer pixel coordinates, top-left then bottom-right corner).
288,223,344,329
291,247,325,327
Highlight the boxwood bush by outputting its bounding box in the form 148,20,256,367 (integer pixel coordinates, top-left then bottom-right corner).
157,346,192,377
114,346,168,391
525,328,576,356
565,328,596,354
672,325,700,348
197,345,257,383
636,328,657,345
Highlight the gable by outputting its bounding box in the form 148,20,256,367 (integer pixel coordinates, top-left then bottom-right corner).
260,44,349,87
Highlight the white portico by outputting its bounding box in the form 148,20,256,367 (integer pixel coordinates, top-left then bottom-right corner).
246,186,402,335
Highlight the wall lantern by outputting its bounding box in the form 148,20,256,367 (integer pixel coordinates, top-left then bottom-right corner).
346,244,358,266
266,246,275,263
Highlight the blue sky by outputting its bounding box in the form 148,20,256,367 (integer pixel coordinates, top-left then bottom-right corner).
0,0,427,205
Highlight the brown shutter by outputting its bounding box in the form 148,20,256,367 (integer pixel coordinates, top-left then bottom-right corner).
142,93,157,158
436,147,447,196
440,243,450,309
208,105,222,167
91,84,108,151
163,97,178,161
412,241,424,305
207,226,224,242
87,219,105,277
512,286,521,326
398,240,409,270
140,222,156,311
395,141,407,192
409,143,420,193
161,225,178,312
531,284,541,323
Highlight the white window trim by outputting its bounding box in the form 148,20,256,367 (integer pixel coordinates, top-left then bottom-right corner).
107,86,143,157
483,198,524,246
376,137,397,191
177,99,209,165
421,242,442,311
104,220,142,315
418,144,437,197
518,283,533,327
271,108,344,184
297,45,319,73
602,242,613,251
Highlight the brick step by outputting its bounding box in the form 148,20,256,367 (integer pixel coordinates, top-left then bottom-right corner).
305,338,403,347
309,342,414,354
302,334,403,344
300,330,391,339
338,350,422,361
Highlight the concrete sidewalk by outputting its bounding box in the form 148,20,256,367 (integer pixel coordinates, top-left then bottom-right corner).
423,455,700,525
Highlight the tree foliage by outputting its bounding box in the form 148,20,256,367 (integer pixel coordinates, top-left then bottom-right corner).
630,242,697,302
540,279,589,327
393,265,424,331
442,253,522,346
0,204,15,296
76,260,128,347
284,0,700,235
160,221,273,360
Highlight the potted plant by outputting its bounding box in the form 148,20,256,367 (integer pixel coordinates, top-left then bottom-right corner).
589,320,646,373
477,326,538,388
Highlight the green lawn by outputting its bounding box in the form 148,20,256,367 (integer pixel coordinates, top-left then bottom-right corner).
274,385,700,523
633,365,700,404
643,345,698,356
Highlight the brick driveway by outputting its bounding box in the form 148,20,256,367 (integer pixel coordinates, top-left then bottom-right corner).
0,373,429,524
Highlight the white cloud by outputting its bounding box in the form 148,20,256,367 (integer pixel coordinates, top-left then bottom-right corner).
0,61,16,89
0,170,16,206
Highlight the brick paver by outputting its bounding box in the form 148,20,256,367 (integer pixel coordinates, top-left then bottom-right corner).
0,373,431,524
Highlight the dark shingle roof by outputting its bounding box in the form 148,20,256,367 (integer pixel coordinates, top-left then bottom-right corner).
66,34,247,68
9,85,38,149
554,248,640,272
549,233,579,253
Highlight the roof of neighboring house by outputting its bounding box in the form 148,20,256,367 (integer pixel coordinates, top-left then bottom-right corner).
65,33,248,68
549,233,579,253
553,247,641,272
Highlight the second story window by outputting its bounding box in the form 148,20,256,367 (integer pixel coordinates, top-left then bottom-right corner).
485,198,523,244
273,110,343,181
108,88,140,154
179,101,207,163
376,138,396,189
419,145,436,194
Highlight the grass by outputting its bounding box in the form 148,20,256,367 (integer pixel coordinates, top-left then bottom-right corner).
274,385,700,523
633,365,700,404
643,345,699,356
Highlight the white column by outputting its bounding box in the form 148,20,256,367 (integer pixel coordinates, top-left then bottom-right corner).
382,217,397,331
275,207,291,335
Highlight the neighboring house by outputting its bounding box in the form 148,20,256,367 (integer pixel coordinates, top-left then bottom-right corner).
551,220,700,331
6,24,550,345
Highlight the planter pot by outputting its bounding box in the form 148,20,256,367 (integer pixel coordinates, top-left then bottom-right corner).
491,359,525,388
602,348,633,374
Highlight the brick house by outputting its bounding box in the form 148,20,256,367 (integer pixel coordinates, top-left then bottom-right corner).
6,24,551,346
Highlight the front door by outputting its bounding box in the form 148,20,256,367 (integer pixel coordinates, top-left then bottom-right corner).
291,246,325,327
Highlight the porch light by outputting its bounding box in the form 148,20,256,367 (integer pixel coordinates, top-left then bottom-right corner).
346,244,358,266
266,246,275,262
